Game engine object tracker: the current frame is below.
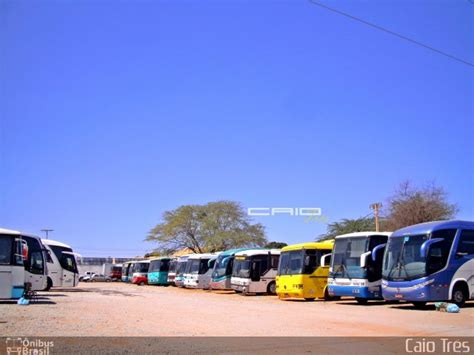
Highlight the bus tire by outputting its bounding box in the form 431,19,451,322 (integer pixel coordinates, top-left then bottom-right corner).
412,301,427,309
267,281,276,295
324,287,336,301
44,277,53,291
452,283,468,307
139,281,145,286
356,298,368,305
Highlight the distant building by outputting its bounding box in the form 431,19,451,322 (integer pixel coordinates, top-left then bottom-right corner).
77,256,141,276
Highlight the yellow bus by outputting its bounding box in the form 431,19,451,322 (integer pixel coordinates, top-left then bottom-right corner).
276,240,334,301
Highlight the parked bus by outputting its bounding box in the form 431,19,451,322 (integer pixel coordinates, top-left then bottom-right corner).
167,259,178,285
22,233,49,292
183,253,219,289
327,232,391,303
108,264,122,281
231,249,280,295
210,248,262,290
0,228,27,299
42,239,79,290
382,220,474,308
121,262,132,282
131,260,150,285
174,255,190,288
148,257,174,285
276,241,334,301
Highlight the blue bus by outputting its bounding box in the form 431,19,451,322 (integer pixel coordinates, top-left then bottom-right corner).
382,220,474,308
328,232,391,304
210,248,262,290
148,257,174,286
121,261,136,283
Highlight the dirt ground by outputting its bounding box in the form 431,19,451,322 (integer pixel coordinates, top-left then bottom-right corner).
0,282,472,337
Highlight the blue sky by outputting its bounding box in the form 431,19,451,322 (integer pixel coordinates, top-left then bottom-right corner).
1,0,472,257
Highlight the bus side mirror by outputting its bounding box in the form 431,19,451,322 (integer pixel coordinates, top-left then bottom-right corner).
360,251,372,268
371,243,386,262
320,253,331,267
420,238,443,258
21,241,28,260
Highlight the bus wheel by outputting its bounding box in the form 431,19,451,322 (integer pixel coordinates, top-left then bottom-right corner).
452,284,467,307
44,277,53,291
267,282,276,295
324,288,336,301
356,298,368,305
305,298,315,302
139,281,145,286
412,302,427,309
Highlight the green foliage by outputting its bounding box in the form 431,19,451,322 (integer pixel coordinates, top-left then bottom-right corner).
317,217,377,241
264,241,288,249
317,180,458,240
146,201,267,253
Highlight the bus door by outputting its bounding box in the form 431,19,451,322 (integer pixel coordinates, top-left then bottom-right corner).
60,251,78,287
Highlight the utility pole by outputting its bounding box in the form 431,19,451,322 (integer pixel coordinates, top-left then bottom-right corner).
369,203,382,232
41,229,54,239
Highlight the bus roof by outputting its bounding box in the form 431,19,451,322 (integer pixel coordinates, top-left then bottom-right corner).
219,248,263,257
187,253,221,260
234,249,281,257
334,232,392,239
392,220,474,237
135,260,150,264
149,256,175,261
282,240,334,252
41,238,73,249
0,227,21,235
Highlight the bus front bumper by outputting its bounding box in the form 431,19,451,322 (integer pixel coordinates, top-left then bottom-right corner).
328,285,382,299
381,279,439,301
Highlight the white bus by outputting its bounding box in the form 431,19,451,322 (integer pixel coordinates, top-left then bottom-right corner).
42,239,79,290
0,227,48,296
0,228,27,299
231,249,281,295
183,253,220,290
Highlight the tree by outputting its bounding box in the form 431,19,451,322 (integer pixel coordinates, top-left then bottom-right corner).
146,201,267,254
265,241,288,249
317,217,377,241
384,180,458,230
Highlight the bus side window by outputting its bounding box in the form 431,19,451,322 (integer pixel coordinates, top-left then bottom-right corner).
427,229,457,274
46,251,54,264
456,230,474,256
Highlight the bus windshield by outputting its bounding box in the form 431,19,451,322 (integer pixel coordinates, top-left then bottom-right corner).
330,237,368,279
49,245,78,273
127,264,135,277
169,260,177,273
232,257,250,278
212,255,234,278
279,249,329,276
382,234,429,281
122,264,129,275
177,261,187,275
149,260,162,273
